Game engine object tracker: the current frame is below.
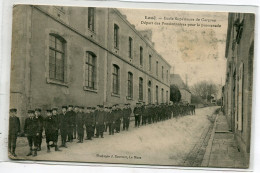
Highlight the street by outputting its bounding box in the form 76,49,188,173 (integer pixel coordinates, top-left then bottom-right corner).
12,106,219,166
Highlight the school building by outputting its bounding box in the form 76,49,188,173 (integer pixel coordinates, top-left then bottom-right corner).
10,5,171,127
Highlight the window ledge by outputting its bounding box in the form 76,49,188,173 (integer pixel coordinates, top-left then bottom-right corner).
47,78,68,87
111,93,120,98
126,96,133,100
83,86,98,93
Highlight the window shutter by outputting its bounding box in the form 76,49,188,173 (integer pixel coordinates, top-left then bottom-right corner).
238,63,244,131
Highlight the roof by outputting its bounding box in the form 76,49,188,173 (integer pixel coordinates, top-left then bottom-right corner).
170,74,185,88
170,74,191,93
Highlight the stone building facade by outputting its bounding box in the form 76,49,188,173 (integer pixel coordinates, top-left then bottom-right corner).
170,74,191,104
10,5,171,127
223,12,254,163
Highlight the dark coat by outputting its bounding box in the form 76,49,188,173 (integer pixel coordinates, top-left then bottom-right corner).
59,112,70,130
106,112,114,123
9,116,20,136
34,115,44,132
44,116,59,135
133,107,142,115
96,110,105,124
85,112,95,125
76,112,85,129
66,110,76,126
123,108,132,118
24,117,41,136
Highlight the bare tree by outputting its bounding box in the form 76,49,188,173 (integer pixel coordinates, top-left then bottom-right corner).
191,81,218,102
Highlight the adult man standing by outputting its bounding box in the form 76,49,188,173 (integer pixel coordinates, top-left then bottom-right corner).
92,107,97,138
59,106,69,148
123,104,131,131
115,104,122,133
34,108,44,151
24,110,40,157
107,106,114,135
76,106,85,143
73,106,79,139
8,108,20,157
133,103,142,127
85,107,94,140
95,105,105,138
44,109,61,153
66,105,75,142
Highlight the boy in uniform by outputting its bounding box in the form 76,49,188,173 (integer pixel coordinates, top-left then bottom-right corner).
95,105,105,138
85,107,94,140
24,110,40,157
133,103,142,127
66,105,75,142
34,108,44,151
44,109,61,152
59,106,69,148
76,106,85,143
8,108,20,157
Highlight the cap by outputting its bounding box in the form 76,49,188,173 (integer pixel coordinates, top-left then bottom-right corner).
62,106,68,109
75,106,79,108
91,107,96,110
87,107,92,109
46,110,52,113
68,105,73,108
97,105,104,108
35,108,41,112
10,108,17,113
52,108,58,111
108,107,112,109
80,106,85,109
28,110,34,114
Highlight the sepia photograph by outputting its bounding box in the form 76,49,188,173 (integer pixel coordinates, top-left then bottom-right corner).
8,4,255,169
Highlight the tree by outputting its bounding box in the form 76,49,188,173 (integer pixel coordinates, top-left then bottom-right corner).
191,94,204,105
170,84,182,103
191,81,218,102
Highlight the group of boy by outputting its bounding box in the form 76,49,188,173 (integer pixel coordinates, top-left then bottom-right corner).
8,102,195,157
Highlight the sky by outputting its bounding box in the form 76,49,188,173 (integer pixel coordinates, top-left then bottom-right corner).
119,8,228,87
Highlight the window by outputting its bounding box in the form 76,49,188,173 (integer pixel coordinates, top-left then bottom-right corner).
161,88,164,103
166,70,168,81
148,81,152,104
166,91,168,103
112,64,120,94
149,55,152,71
85,52,96,89
129,37,132,58
162,66,164,79
49,34,66,82
156,61,158,76
139,77,143,100
114,24,119,48
140,46,143,66
88,7,95,32
156,85,158,104
127,72,133,98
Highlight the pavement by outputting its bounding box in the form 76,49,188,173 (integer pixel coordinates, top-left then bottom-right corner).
201,112,249,168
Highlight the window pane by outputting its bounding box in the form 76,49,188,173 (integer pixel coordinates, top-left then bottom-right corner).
49,35,55,48
56,39,63,52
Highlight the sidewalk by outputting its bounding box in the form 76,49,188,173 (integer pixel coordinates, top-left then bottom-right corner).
201,112,248,168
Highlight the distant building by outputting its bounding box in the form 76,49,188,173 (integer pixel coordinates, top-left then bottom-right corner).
170,74,191,104
223,12,254,164
10,5,171,128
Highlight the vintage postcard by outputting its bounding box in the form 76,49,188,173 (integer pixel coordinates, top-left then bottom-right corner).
8,4,255,168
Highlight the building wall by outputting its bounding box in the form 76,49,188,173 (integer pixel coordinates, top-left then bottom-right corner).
224,12,254,162
10,5,171,128
180,89,191,104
